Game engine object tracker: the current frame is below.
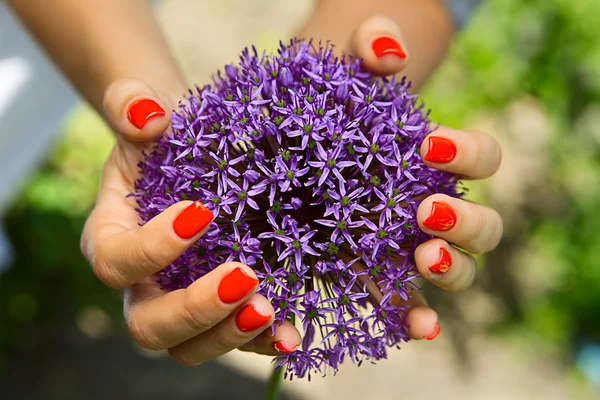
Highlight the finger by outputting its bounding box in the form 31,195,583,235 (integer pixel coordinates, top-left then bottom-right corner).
406,305,440,341
125,262,259,350
417,194,503,254
103,78,171,142
239,320,302,356
420,128,502,179
84,199,214,289
168,294,275,366
414,238,477,292
380,283,439,341
350,15,409,77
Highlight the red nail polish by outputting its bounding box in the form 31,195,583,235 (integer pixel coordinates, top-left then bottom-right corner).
424,137,457,163
372,36,406,59
423,202,457,231
127,98,166,129
274,341,298,354
235,304,271,332
429,248,452,274
173,202,213,239
424,323,440,340
218,267,258,304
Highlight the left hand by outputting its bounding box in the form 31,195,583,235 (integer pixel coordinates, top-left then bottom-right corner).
295,12,503,340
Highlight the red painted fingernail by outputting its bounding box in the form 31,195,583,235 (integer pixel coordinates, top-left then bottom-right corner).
423,202,457,231
235,304,271,332
424,137,457,163
424,323,440,340
274,341,298,354
127,98,166,129
429,248,453,274
173,202,213,239
218,267,258,304
372,36,406,59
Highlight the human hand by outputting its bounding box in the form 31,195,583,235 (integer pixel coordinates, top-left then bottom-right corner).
80,79,303,366
296,13,503,340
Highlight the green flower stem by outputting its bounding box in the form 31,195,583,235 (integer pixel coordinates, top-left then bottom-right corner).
265,366,284,400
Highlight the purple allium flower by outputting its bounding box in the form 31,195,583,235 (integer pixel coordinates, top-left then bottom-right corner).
134,39,460,379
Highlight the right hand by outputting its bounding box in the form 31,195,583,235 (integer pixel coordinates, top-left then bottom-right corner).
80,79,302,366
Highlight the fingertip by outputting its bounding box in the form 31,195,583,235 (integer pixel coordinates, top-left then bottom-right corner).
421,132,458,165
103,78,171,142
240,320,302,356
351,15,409,76
415,238,452,278
215,261,259,282
214,262,259,305
251,295,276,320
235,295,275,333
422,128,503,179
171,201,214,240
127,98,167,130
424,323,441,341
416,193,456,232
406,305,439,340
273,340,299,354
372,36,407,59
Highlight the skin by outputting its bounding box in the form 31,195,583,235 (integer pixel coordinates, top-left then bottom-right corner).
7,0,503,365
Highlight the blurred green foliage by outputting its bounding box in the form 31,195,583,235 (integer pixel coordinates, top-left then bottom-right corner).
423,0,600,350
1,0,600,380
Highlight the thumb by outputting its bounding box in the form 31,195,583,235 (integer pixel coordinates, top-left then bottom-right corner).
103,78,177,143
350,15,410,77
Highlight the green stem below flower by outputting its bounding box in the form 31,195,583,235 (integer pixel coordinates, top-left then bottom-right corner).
265,366,284,400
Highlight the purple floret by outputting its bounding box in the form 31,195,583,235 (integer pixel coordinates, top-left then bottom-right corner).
134,39,460,379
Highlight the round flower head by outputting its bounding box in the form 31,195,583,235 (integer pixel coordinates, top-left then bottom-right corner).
134,39,460,379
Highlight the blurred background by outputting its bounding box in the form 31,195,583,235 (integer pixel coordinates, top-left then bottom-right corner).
1,0,600,398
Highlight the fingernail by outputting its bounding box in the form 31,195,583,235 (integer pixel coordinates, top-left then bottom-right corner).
423,202,457,231
235,304,271,332
127,98,166,129
274,341,298,354
424,323,441,340
424,137,457,163
218,267,258,304
429,248,453,274
173,202,213,239
372,36,406,59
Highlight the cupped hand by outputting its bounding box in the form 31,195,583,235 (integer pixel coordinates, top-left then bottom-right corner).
81,79,302,366
324,15,503,340
81,14,502,367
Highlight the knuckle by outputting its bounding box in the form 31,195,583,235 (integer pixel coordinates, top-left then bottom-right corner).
90,249,127,289
180,291,214,334
128,317,164,350
134,235,165,273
